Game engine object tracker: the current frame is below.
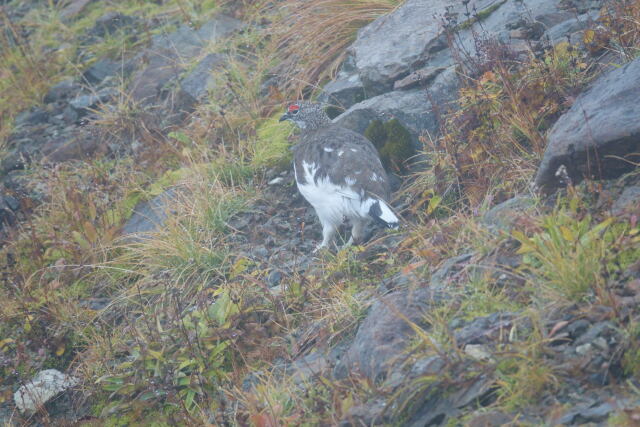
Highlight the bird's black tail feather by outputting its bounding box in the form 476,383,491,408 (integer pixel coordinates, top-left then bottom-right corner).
368,200,399,229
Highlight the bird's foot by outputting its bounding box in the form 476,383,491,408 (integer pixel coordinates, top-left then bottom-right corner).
340,237,355,251
313,244,328,254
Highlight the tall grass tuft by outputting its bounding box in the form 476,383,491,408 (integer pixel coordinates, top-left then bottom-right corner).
263,0,400,98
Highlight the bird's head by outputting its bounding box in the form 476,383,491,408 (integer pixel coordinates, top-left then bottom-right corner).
279,101,330,130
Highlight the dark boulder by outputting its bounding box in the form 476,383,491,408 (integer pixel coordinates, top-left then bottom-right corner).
334,287,443,382
535,57,640,192
128,15,243,112
121,188,179,237
611,185,640,217
176,53,227,110
89,12,137,38
44,79,82,104
83,58,121,84
69,87,117,113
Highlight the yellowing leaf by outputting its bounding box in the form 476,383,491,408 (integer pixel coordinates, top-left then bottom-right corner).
516,244,535,255
569,196,579,213
512,230,529,243
178,359,196,371
0,338,14,351
583,29,595,44
559,226,575,242
230,257,249,279
341,393,354,415
55,343,65,356
24,315,33,333
427,195,442,215
147,349,164,360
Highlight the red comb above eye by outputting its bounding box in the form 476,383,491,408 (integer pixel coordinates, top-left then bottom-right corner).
288,104,300,113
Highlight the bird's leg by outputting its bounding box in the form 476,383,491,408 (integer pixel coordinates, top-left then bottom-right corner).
314,222,337,253
343,218,365,249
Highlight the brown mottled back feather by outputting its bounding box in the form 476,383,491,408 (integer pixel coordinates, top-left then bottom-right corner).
293,124,391,200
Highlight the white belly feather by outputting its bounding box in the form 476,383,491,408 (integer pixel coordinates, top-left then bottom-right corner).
295,161,375,228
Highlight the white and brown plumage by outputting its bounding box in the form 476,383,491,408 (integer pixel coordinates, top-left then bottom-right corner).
280,101,399,251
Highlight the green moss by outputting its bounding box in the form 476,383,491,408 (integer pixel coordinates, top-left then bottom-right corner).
364,119,387,150
381,119,416,173
252,113,296,170
457,0,506,31
325,105,343,119
364,118,415,173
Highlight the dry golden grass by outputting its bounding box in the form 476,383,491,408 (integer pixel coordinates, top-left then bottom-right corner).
0,9,56,146
261,0,400,98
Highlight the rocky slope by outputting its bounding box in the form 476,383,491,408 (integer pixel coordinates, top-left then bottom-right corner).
0,0,639,425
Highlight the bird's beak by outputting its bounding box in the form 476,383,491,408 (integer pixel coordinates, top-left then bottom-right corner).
279,113,290,122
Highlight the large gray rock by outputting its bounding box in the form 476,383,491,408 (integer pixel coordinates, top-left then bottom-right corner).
349,0,503,93
83,58,121,84
406,374,494,427
535,57,640,192
13,107,48,127
334,89,434,145
60,0,94,21
121,188,178,237
334,66,459,148
454,312,517,345
611,185,640,216
69,87,117,112
0,194,19,227
451,0,580,62
41,127,105,164
89,12,137,37
554,402,618,425
343,0,587,95
334,287,442,382
320,72,365,110
177,53,227,108
43,78,81,104
393,65,446,91
129,16,243,111
430,252,474,289
482,196,534,234
319,55,366,110
544,11,599,44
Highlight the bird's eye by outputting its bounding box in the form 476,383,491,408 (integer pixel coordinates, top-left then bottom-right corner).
288,105,300,115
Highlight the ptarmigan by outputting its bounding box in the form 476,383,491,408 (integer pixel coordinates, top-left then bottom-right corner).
279,101,399,251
